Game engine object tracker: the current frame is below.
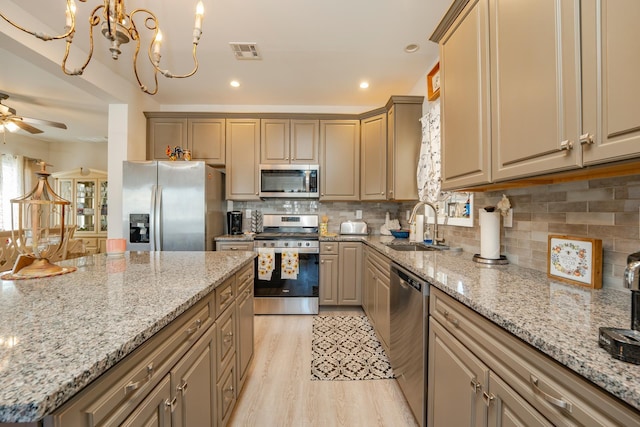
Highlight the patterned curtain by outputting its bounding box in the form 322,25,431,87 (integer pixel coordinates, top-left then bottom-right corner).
417,102,447,203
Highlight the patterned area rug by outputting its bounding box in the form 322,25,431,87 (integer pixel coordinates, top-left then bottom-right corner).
311,315,394,381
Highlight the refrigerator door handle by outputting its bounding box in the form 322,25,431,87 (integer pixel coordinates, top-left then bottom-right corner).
155,185,163,251
150,185,157,251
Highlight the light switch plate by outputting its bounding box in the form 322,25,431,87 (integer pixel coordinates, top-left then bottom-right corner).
355,210,362,219
503,209,513,227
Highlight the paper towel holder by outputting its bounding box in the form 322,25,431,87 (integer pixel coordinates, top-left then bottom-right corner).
472,254,509,265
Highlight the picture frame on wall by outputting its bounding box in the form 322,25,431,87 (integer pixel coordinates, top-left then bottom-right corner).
427,62,440,101
547,235,603,289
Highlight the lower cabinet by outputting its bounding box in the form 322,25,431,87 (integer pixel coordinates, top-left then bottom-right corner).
319,242,362,306
363,246,391,353
46,261,254,427
428,287,640,426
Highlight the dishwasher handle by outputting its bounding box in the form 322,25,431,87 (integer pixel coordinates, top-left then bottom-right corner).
391,264,426,293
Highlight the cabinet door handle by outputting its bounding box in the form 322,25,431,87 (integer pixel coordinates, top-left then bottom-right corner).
229,247,239,251
221,289,233,304
124,363,154,395
224,331,234,344
186,318,202,335
559,140,573,151
530,374,573,412
442,310,460,327
482,391,495,407
579,133,594,145
165,396,178,412
177,380,188,395
470,377,482,394
320,260,324,264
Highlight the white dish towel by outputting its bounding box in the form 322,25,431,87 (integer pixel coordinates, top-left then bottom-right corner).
280,248,299,279
257,247,275,281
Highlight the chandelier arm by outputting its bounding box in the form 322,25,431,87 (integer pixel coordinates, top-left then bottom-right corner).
0,0,77,41
153,43,200,79
61,7,102,76
128,9,160,95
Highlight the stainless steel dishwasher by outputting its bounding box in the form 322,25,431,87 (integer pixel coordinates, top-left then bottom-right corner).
390,263,428,427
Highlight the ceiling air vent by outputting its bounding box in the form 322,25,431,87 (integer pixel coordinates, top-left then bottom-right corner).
229,43,261,60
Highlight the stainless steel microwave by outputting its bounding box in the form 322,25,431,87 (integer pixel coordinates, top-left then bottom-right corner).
259,164,319,198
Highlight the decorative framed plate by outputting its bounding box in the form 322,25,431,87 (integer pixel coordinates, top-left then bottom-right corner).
547,235,602,288
427,62,440,101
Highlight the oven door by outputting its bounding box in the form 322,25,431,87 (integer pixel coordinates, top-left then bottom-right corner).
254,250,319,314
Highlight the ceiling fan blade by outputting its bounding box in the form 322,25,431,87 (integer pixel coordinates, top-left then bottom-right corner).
11,119,43,134
20,116,68,130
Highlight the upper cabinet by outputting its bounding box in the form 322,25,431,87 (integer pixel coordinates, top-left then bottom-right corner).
320,120,360,201
581,0,640,165
489,0,581,181
386,96,423,200
261,119,319,164
146,115,226,165
226,119,261,200
433,0,640,191
360,112,387,201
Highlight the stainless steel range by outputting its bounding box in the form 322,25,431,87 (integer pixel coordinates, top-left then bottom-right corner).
253,214,319,314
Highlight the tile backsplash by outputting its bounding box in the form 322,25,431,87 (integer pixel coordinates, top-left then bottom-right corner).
233,173,640,289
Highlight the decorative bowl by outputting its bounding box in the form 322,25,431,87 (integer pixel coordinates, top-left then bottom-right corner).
390,229,410,238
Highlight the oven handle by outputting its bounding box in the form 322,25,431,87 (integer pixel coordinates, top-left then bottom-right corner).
253,246,319,254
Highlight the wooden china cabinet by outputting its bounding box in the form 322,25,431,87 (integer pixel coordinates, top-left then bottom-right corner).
52,168,108,254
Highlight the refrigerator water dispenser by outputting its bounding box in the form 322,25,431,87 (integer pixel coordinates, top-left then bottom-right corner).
130,214,150,243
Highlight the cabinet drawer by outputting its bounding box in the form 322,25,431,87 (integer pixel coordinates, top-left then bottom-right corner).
217,361,236,427
215,275,237,315
216,304,236,381
366,247,391,278
320,242,338,254
236,262,254,293
216,241,254,251
52,294,214,426
430,288,640,426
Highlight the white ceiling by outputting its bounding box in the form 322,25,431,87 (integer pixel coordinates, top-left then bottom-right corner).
1,0,451,145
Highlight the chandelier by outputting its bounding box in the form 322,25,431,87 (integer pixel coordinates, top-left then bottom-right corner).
0,0,204,95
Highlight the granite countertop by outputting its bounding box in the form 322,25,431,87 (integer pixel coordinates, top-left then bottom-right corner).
0,251,256,423
350,235,639,413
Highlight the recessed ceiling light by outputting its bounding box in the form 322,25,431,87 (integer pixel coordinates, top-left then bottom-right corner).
404,43,420,53
230,80,240,88
359,82,369,89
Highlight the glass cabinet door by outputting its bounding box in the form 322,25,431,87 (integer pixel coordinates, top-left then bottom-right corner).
99,180,108,232
58,179,74,227
76,180,96,232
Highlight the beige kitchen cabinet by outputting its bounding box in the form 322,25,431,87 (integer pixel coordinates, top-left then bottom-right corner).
434,0,580,189
428,287,640,426
363,247,391,352
435,0,491,190
319,120,360,201
360,112,388,201
338,242,362,305
261,119,319,164
386,96,423,201
226,118,260,200
170,325,216,426
53,168,107,254
489,0,581,182
216,241,254,252
581,0,640,165
235,262,254,393
319,242,339,305
147,116,226,165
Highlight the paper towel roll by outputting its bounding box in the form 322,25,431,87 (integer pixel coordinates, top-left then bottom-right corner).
413,214,424,243
479,210,501,259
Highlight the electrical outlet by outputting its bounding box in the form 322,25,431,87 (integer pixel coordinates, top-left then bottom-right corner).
355,210,362,219
503,209,513,227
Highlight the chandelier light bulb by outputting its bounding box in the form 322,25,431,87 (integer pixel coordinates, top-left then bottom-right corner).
154,30,162,56
195,1,204,30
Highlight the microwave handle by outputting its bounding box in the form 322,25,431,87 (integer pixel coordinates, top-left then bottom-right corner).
305,170,310,193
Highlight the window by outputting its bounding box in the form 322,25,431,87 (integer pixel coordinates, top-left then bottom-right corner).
0,155,37,231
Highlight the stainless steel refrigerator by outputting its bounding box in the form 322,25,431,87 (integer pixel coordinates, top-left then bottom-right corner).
122,161,225,251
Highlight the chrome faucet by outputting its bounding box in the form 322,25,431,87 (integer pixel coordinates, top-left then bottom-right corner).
409,201,444,245
624,252,640,331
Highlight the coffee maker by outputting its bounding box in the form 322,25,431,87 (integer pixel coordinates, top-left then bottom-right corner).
227,211,243,235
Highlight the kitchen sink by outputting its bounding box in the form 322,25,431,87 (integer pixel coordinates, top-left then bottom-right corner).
386,243,446,252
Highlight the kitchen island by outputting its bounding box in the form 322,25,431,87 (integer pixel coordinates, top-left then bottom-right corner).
0,250,255,424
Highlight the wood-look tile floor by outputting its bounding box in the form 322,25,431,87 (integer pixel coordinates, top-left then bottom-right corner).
228,308,419,427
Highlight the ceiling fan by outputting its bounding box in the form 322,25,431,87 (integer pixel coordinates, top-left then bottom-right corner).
0,91,68,135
